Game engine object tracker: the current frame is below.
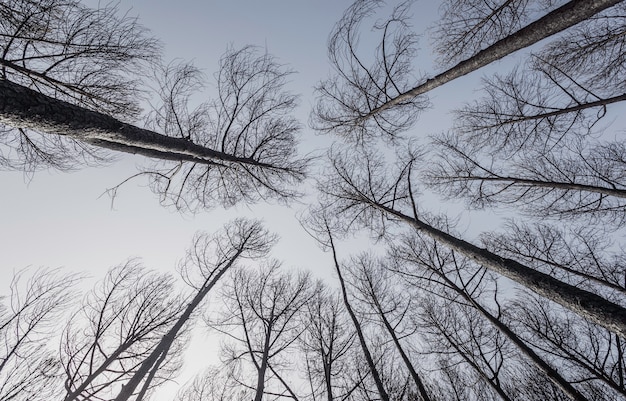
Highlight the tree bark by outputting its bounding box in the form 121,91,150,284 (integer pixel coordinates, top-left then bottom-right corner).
364,0,624,118
368,201,626,338
0,79,281,170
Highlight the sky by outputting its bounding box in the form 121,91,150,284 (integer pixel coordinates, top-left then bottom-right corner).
0,0,509,397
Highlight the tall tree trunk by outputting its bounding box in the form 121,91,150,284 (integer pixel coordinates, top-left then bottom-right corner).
113,249,242,401
367,200,626,338
364,0,624,118
328,233,390,401
433,270,589,401
254,333,272,401
0,79,281,170
364,278,432,401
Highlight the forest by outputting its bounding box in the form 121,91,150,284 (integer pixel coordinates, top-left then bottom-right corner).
1,0,626,400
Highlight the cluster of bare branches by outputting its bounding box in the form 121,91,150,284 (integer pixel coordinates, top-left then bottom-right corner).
0,1,308,210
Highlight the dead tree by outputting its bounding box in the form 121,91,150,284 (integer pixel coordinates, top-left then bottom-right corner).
390,228,589,401
209,263,316,401
312,0,623,139
61,261,184,401
346,253,432,401
0,1,308,210
0,268,78,401
299,288,361,401
426,135,626,228
318,146,626,338
114,219,276,401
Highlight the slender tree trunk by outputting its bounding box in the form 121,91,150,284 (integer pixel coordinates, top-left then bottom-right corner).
64,342,134,401
364,0,624,118
461,289,588,401
328,234,390,401
113,249,242,401
0,79,281,170
435,325,514,401
450,175,626,198
367,200,626,338
364,280,431,401
477,93,626,127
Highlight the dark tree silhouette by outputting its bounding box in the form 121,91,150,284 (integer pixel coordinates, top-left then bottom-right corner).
0,1,308,210
312,0,623,139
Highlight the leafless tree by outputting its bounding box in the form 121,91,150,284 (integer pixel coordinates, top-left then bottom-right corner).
114,219,276,401
454,59,626,157
507,296,626,399
540,2,626,96
306,215,392,401
312,0,622,138
317,145,626,337
481,221,626,296
61,260,185,401
0,268,78,401
430,0,560,66
310,0,425,141
390,228,589,401
0,2,308,209
299,287,361,401
425,135,626,228
346,253,432,401
209,262,317,401
0,0,158,172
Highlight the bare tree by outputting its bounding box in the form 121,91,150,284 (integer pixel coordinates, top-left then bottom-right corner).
390,228,589,401
0,1,308,209
61,260,185,401
508,296,626,399
210,262,316,401
346,254,432,401
312,0,623,138
310,0,425,140
454,57,626,157
114,219,276,401
318,146,626,337
481,221,626,295
430,0,559,66
299,287,361,401
0,0,158,172
0,268,78,401
425,135,626,228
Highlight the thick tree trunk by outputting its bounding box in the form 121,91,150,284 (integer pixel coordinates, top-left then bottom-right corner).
364,0,624,118
369,201,626,338
0,79,277,170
